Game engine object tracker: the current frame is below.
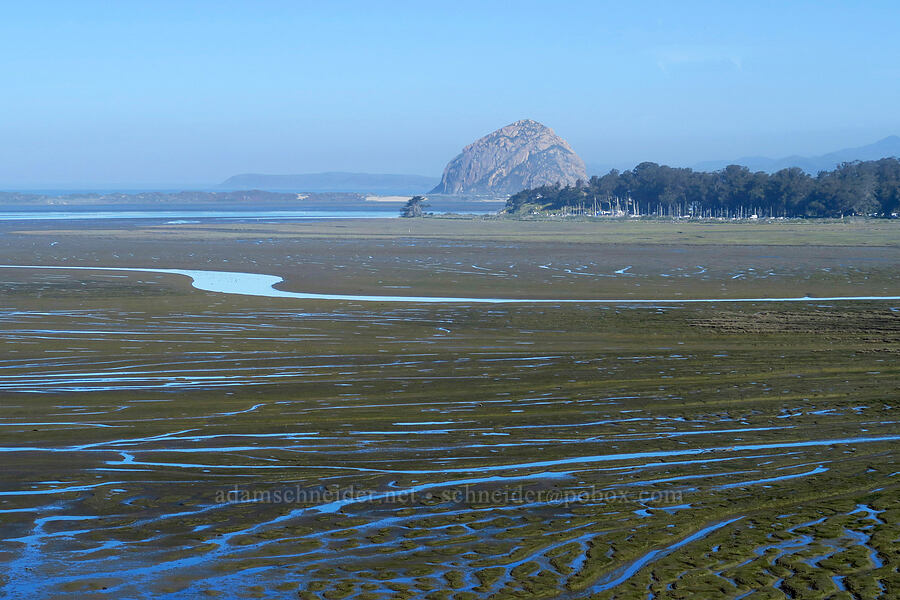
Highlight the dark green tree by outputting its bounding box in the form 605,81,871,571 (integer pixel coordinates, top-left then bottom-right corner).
504,158,900,218
400,196,428,218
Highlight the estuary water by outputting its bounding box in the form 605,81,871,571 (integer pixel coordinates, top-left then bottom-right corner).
0,210,396,221
1,265,899,304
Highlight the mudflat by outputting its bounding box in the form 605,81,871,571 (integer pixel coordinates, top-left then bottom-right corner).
0,217,897,599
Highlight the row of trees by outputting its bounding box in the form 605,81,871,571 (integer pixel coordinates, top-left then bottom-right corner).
506,158,900,218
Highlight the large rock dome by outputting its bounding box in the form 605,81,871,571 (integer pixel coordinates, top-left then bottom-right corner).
430,119,588,195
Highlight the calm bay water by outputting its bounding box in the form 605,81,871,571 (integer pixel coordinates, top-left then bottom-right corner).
0,209,400,221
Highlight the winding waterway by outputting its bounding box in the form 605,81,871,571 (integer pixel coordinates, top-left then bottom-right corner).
2,264,899,303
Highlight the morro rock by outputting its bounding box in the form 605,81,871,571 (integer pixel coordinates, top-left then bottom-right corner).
430,119,588,195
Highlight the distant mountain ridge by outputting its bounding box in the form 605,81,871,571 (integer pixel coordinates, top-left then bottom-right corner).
430,119,588,195
693,135,900,174
219,172,438,194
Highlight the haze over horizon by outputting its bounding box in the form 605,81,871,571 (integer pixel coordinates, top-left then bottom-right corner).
2,1,899,187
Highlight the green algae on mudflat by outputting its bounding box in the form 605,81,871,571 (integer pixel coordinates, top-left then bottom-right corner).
0,219,897,598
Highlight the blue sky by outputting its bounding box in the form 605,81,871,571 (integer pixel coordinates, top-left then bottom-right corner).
1,1,898,186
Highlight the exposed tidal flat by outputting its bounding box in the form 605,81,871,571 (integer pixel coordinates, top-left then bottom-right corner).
0,217,898,599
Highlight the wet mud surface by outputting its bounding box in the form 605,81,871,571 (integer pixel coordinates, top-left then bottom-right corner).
0,219,897,598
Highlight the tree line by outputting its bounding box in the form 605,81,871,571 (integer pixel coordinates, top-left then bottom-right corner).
506,158,900,218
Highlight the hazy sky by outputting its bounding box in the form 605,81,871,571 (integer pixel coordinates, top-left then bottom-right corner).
1,1,899,187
